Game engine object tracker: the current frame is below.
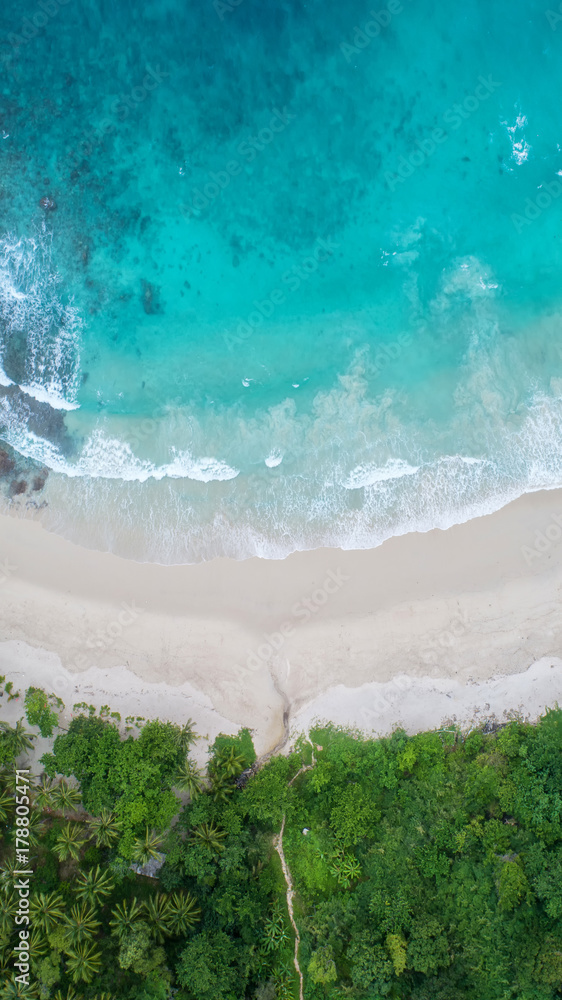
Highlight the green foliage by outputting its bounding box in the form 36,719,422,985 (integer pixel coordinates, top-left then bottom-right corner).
53,822,86,861
386,932,408,976
0,788,12,823
61,902,101,947
209,728,256,768
65,941,103,983
24,686,60,737
308,944,337,984
34,952,61,995
498,859,530,910
42,716,184,851
241,755,292,826
118,920,166,975
131,828,165,865
262,903,289,953
6,703,562,1000
534,936,562,987
0,677,21,702
192,821,227,853
407,917,451,974
328,848,362,886
110,898,144,941
348,934,394,992
33,775,55,811
143,893,172,943
30,891,65,933
51,779,82,815
173,759,204,798
75,865,114,905
283,716,562,1000
329,783,380,845
88,808,122,848
177,930,248,1000
167,890,201,933
0,720,34,765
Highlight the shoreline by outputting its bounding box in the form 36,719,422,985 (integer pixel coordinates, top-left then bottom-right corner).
1,489,562,752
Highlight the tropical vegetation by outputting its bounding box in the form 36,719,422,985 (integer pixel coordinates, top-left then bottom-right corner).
0,686,561,998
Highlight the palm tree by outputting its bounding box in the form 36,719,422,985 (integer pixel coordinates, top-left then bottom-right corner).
0,913,13,940
0,857,19,885
168,890,201,934
27,928,48,964
62,902,101,948
263,907,289,953
109,898,144,941
88,809,122,848
65,941,102,984
143,893,172,943
75,866,114,906
0,789,12,823
192,821,227,852
210,774,234,804
0,977,39,998
0,768,35,796
0,890,15,937
1,720,34,759
33,775,55,812
53,822,86,862
176,719,198,752
215,746,246,778
173,759,204,799
26,812,45,848
51,780,82,816
30,891,65,934
0,943,10,975
53,988,83,1000
131,828,164,866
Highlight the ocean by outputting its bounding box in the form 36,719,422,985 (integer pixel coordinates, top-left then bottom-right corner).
0,0,561,562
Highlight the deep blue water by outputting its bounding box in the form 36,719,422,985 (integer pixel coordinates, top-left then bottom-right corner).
0,0,561,561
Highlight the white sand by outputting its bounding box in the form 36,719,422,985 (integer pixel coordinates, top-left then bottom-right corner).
0,488,561,753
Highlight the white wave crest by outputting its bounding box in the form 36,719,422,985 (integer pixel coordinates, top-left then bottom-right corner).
343,459,420,489
0,232,82,410
0,422,239,484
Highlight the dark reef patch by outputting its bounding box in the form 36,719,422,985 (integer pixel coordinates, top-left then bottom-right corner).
141,279,164,315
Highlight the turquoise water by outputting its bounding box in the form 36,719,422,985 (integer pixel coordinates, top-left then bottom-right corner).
1,0,562,561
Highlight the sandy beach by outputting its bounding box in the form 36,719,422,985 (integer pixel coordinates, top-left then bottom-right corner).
1,488,561,754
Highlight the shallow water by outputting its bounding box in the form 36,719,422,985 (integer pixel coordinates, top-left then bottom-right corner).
1,0,561,561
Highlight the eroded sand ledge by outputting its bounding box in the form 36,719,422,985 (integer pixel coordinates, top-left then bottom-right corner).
0,489,561,753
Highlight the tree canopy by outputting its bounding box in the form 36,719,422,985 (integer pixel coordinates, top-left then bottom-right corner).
1,700,562,998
